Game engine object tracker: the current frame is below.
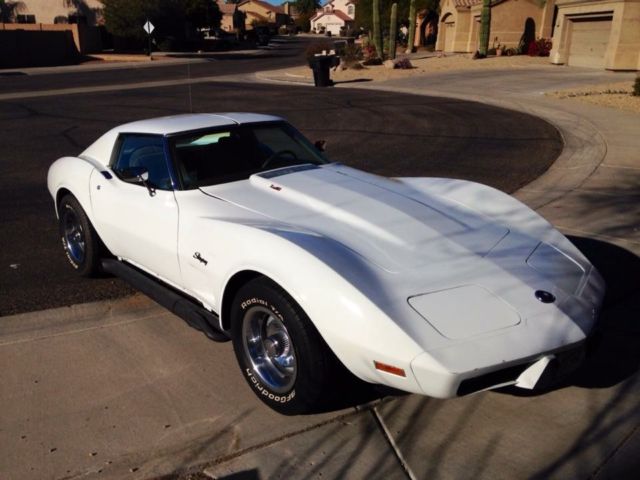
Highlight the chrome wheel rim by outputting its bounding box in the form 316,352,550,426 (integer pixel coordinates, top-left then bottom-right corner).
242,306,296,393
62,207,85,264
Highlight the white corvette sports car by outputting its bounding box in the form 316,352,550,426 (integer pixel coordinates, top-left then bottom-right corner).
48,113,605,414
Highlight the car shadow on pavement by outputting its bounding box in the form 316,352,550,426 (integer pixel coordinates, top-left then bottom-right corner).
567,236,640,389
503,236,640,397
312,366,408,414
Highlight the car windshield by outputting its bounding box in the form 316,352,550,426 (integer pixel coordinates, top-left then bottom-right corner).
169,122,328,189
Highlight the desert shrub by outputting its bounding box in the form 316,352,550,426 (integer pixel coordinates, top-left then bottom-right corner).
362,57,383,65
393,57,413,69
528,38,552,57
361,43,378,61
633,77,640,97
340,43,363,68
158,36,179,52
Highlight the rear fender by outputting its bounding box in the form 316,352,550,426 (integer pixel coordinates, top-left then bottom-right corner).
47,156,98,220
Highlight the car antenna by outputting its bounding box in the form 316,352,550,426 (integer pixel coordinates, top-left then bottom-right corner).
187,62,193,113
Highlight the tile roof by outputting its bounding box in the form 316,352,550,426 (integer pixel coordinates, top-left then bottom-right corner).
312,9,354,23
241,0,284,14
217,1,236,15
332,10,354,22
454,0,482,6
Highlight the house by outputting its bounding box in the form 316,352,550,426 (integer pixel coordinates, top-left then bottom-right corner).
310,0,355,36
238,0,288,30
433,0,555,53
217,1,237,32
282,1,301,21
431,0,639,70
549,0,640,70
3,0,103,25
1,0,104,68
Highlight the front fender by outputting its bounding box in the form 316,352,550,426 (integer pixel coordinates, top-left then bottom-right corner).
183,218,426,393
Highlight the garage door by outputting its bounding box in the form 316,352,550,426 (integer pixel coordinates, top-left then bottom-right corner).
567,16,612,68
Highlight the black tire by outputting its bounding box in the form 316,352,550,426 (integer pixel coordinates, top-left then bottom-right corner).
58,194,102,277
231,277,335,415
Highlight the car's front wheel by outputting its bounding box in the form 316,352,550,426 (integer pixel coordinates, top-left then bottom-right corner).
231,277,335,415
58,194,102,277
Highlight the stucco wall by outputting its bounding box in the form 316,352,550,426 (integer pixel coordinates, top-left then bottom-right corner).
550,0,640,70
221,14,234,32
0,22,101,55
436,0,554,52
472,0,550,49
437,1,474,52
0,25,79,68
16,0,103,25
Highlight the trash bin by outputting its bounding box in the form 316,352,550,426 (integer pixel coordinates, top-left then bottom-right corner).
310,54,338,87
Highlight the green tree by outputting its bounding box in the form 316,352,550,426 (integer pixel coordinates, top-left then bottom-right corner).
0,0,25,22
294,0,320,15
102,0,220,45
63,0,100,24
294,0,320,32
184,0,221,30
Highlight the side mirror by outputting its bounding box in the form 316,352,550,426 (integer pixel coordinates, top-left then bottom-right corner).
314,140,327,152
120,167,155,197
121,166,149,183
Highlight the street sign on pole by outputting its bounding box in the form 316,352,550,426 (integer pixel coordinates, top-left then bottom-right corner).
143,20,154,35
143,20,154,57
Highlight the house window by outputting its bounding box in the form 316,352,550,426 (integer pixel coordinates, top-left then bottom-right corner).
16,14,36,24
348,5,354,16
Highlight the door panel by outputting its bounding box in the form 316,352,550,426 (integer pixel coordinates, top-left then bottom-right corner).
90,169,181,285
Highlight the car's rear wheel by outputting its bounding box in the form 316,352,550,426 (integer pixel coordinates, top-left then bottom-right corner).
231,277,335,415
58,194,102,277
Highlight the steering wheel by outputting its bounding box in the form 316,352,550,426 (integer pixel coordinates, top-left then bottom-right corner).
261,150,298,169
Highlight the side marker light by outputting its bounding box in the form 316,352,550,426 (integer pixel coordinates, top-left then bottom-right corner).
374,361,406,377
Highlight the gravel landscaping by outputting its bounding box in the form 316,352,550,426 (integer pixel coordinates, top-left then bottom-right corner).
266,52,639,114
546,80,640,114
277,53,552,83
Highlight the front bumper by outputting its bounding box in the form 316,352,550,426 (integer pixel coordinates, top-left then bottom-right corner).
410,340,587,398
408,264,604,398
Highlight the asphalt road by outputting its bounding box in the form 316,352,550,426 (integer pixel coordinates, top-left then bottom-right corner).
0,41,562,316
0,37,311,94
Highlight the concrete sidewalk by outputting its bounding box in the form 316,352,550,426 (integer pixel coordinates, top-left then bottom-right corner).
0,296,381,479
1,66,639,480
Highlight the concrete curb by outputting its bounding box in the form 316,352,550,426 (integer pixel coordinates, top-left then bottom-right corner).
254,70,314,85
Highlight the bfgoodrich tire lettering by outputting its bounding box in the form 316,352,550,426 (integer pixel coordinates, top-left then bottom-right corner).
58,194,102,277
231,277,335,415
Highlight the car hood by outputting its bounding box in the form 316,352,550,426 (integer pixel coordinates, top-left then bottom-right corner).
200,164,509,273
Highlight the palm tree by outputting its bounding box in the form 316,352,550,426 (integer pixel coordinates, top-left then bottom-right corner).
63,0,99,25
0,0,26,23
